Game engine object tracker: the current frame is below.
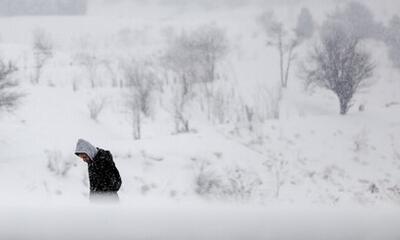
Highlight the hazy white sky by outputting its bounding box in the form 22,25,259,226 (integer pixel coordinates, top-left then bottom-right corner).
89,0,400,23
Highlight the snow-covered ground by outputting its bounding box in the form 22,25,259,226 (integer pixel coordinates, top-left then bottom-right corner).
1,202,400,240
0,0,400,239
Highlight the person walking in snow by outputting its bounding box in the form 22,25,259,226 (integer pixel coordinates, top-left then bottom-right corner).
75,139,122,202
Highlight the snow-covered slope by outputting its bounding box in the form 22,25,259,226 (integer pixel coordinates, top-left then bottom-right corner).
1,1,400,239
1,84,399,206
0,0,399,207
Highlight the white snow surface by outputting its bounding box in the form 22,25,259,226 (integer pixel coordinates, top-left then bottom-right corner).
0,1,400,239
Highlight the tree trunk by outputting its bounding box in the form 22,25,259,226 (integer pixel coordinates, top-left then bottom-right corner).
184,119,189,132
278,35,285,88
133,109,141,140
284,45,295,88
339,97,349,115
34,66,41,84
275,169,280,198
204,82,212,121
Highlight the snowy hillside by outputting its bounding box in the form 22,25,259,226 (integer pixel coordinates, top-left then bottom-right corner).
0,0,400,239
1,84,399,205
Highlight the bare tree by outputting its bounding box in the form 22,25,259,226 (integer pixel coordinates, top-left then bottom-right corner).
126,90,142,140
171,78,192,133
192,25,228,120
385,15,400,69
162,25,228,124
124,59,156,116
263,151,288,199
74,50,98,88
0,61,22,111
257,11,300,88
101,59,119,88
73,37,101,88
244,104,255,132
32,29,53,84
162,31,197,133
209,85,234,124
301,21,375,115
254,83,282,121
124,58,157,139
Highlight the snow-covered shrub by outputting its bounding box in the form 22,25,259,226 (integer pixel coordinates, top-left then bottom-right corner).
0,61,22,112
72,75,79,92
368,183,379,194
386,185,400,202
87,97,106,122
195,169,223,196
224,167,262,201
353,129,369,152
263,152,288,198
210,89,226,123
193,158,262,201
208,80,239,125
132,176,157,195
254,83,282,121
244,104,255,132
194,159,223,196
391,135,400,161
45,150,75,177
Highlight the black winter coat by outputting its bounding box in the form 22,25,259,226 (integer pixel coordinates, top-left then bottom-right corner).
88,148,122,197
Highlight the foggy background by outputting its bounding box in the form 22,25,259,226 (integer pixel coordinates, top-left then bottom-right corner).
0,0,400,239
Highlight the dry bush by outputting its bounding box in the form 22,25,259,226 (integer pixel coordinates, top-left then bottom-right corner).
0,61,22,111
45,150,75,177
193,158,262,201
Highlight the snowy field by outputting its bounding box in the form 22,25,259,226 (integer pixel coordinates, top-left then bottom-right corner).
1,202,400,240
0,0,400,239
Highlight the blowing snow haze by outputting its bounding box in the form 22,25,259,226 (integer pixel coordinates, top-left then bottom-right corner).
0,0,400,239
0,0,87,16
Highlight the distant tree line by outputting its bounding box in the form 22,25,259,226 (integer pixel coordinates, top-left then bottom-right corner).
0,0,88,16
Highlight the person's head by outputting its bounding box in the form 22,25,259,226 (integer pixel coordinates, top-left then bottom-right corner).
74,138,98,163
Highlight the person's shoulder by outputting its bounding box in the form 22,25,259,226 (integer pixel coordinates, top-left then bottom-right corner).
95,148,113,161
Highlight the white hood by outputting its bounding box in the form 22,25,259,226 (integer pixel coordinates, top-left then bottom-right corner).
74,139,98,161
